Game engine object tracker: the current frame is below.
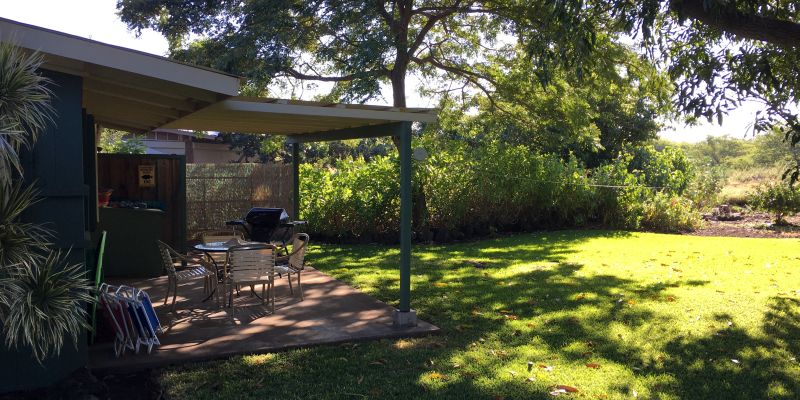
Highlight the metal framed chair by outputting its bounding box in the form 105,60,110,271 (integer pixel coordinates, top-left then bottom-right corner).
201,229,244,244
157,240,219,311
225,243,276,314
200,230,243,274
275,233,309,301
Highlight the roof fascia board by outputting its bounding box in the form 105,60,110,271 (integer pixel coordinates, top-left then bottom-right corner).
286,122,410,143
220,99,438,124
0,18,240,96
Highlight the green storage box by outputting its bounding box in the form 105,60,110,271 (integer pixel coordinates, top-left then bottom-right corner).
99,207,165,278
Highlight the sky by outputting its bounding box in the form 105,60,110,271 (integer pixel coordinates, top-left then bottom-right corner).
0,0,767,143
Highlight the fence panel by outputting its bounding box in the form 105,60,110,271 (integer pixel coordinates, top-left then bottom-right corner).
186,163,293,238
97,154,186,250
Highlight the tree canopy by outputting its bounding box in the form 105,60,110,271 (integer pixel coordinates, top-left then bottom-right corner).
116,0,610,107
117,0,800,174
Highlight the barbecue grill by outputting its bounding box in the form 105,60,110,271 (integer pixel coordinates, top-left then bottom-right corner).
225,208,305,249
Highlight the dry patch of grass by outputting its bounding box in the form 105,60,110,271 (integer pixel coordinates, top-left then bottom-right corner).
720,165,783,205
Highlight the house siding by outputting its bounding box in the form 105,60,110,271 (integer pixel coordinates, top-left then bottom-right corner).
0,69,89,393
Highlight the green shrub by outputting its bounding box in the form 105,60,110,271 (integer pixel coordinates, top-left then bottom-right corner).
687,166,726,210
299,143,701,240
300,156,399,240
641,193,701,232
0,43,93,362
629,145,694,195
590,154,647,229
97,128,146,154
748,183,800,224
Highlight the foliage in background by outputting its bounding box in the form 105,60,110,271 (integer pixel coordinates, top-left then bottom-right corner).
685,166,726,210
0,43,92,362
97,128,146,154
748,183,800,225
222,132,394,165
660,128,800,206
299,140,702,241
464,38,672,168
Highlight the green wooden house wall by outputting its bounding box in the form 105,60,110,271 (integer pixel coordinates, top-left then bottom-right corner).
0,69,92,393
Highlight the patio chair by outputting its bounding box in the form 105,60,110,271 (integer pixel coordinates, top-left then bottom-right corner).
201,229,244,244
225,244,276,314
275,233,309,301
157,240,219,311
200,230,243,272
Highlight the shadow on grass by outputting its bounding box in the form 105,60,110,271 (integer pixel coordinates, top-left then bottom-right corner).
156,230,800,399
648,297,800,400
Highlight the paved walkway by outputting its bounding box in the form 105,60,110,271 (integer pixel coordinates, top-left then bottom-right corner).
90,267,438,372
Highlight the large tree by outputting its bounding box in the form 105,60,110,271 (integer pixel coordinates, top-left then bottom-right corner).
118,1,800,138
117,1,606,111
117,0,615,230
119,1,800,174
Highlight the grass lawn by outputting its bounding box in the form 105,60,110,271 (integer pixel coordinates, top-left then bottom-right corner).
159,231,800,399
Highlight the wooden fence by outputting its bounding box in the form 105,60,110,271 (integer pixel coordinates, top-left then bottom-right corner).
186,163,293,238
97,154,186,250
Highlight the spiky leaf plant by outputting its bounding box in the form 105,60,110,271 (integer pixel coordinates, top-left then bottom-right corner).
0,182,51,266
0,42,93,363
3,252,94,362
0,43,53,182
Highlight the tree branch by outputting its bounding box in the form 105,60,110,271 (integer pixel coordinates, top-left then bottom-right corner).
671,0,800,49
283,68,388,82
376,1,399,34
410,54,510,112
408,11,452,56
411,55,498,87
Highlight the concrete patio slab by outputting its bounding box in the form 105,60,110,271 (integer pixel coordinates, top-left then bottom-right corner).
89,267,438,372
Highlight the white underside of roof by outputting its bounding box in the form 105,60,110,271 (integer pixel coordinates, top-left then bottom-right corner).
0,17,241,133
161,97,437,135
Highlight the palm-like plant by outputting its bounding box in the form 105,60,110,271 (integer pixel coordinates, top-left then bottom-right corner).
3,252,94,361
0,43,54,183
0,42,93,363
0,182,51,266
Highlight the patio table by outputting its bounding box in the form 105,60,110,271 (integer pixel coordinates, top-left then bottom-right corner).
194,240,263,273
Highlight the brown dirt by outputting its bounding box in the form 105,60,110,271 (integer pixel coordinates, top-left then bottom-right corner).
689,212,800,239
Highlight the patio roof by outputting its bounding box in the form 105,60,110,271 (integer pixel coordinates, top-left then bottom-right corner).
161,96,437,137
0,17,241,133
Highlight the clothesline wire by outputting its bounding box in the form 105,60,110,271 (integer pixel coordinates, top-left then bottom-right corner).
424,163,669,191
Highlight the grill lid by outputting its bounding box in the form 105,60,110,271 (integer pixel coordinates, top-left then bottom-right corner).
244,207,289,226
